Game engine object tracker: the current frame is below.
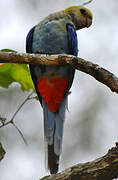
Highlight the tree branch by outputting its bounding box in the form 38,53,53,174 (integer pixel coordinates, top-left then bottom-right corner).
40,143,118,180
0,52,118,93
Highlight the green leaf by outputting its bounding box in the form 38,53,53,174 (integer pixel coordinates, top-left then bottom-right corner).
0,49,16,52
0,49,34,91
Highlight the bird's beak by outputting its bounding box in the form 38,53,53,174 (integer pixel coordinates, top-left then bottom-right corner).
86,17,92,28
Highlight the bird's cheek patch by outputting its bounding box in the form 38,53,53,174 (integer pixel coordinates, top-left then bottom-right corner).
37,77,68,112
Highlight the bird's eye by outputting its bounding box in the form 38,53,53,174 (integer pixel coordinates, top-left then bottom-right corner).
80,8,86,15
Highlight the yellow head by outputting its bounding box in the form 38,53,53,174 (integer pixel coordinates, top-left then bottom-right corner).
62,6,92,30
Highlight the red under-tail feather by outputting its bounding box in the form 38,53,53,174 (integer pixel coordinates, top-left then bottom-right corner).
37,76,68,112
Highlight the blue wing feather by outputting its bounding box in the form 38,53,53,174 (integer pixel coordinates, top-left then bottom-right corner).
66,24,78,91
26,26,35,53
67,24,78,56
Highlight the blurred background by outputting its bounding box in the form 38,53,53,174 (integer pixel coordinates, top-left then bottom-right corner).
0,0,118,179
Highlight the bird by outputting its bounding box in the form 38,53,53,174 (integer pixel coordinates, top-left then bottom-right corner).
26,5,92,174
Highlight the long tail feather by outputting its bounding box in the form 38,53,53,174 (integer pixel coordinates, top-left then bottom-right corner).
48,144,59,174
42,97,67,174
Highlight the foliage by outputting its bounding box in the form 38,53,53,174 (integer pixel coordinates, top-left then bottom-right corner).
0,49,34,91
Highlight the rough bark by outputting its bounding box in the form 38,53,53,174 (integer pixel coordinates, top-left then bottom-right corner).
0,52,118,93
40,143,118,180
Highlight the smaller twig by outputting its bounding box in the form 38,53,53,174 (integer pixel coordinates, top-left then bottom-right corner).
11,91,34,123
0,115,6,126
0,91,34,128
0,91,35,144
82,0,93,6
12,122,28,145
28,95,38,100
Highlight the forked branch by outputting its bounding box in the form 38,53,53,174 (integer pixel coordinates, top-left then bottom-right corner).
0,91,35,144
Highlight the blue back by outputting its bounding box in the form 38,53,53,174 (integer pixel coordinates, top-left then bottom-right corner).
26,22,78,56
26,21,78,94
